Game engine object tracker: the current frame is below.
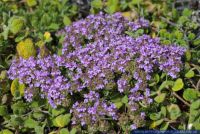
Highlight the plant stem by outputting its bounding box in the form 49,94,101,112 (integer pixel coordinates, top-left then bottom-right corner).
172,91,190,107
197,79,200,90
189,79,197,89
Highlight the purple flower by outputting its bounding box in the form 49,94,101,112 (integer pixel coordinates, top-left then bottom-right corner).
130,124,137,130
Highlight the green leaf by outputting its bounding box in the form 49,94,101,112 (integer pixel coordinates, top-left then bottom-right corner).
16,38,37,59
172,78,184,91
162,40,171,45
0,129,13,134
190,99,200,110
185,50,191,61
150,113,161,121
189,99,200,130
160,122,169,130
70,128,77,134
160,73,166,79
8,16,24,34
91,0,103,9
150,119,164,128
188,33,195,40
10,115,24,126
15,33,27,42
59,128,69,134
48,23,59,30
1,25,9,40
34,126,44,134
0,105,7,116
121,95,128,104
106,0,119,14
131,0,142,5
53,114,71,128
185,70,195,78
63,16,71,26
172,8,178,18
161,106,167,117
33,112,45,120
155,74,160,83
11,79,25,97
182,8,192,17
52,107,66,117
176,39,187,47
174,30,183,39
125,29,144,38
11,101,27,115
183,88,198,102
111,94,123,109
167,104,181,120
114,102,123,109
24,118,39,128
178,16,189,24
154,93,166,103
27,0,37,7
159,81,174,90
193,38,200,46
0,70,7,80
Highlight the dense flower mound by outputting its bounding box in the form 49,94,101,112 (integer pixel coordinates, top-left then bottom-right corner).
8,13,185,128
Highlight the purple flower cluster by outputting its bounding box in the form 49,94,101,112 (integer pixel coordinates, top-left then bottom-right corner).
8,12,185,129
70,91,117,126
8,56,68,108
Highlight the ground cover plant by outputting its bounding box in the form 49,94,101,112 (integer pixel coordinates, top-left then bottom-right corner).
0,0,200,134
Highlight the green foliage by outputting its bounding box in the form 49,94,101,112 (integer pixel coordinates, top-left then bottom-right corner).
0,0,78,59
185,69,195,78
183,88,199,102
16,39,36,59
172,78,184,91
10,78,25,97
8,16,25,35
154,93,166,103
26,0,37,7
167,104,181,120
59,128,70,134
0,105,8,116
53,114,71,127
24,117,39,128
189,99,200,129
0,129,13,134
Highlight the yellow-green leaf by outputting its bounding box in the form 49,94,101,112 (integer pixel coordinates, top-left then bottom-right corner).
91,0,103,9
185,50,191,61
8,16,24,34
17,38,37,59
121,95,128,104
114,102,123,109
0,105,8,116
150,119,164,128
167,104,181,120
59,128,69,134
154,93,166,103
11,79,25,97
54,114,71,128
0,70,7,80
160,122,169,130
63,16,71,26
0,129,13,134
183,88,198,101
27,0,37,7
185,70,195,78
172,78,184,91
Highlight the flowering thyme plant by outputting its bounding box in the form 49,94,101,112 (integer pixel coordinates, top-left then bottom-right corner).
8,13,185,132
